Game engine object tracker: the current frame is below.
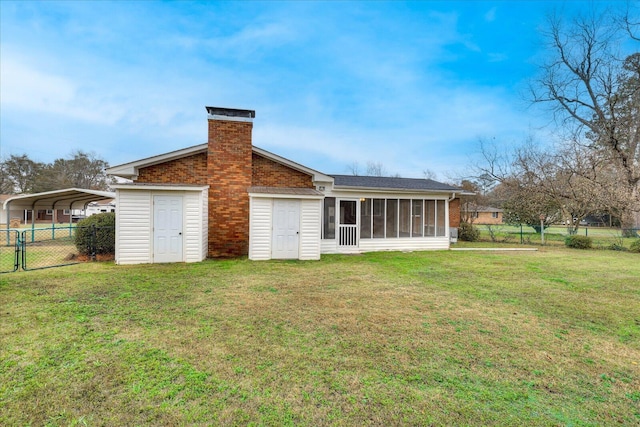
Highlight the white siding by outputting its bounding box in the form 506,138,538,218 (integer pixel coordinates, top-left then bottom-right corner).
201,190,208,260
359,237,450,252
321,239,338,254
249,197,273,260
116,187,207,265
299,199,321,260
116,190,152,264
184,192,206,262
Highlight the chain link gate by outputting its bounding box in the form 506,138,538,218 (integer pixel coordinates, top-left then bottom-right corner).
21,226,82,270
0,225,114,272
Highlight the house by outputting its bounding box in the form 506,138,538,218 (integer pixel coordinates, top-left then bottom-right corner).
0,195,74,225
106,106,467,264
84,200,116,217
467,206,503,225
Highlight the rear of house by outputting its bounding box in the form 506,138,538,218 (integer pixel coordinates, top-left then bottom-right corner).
106,106,466,264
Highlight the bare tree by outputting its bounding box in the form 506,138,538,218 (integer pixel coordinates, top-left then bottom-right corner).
423,169,438,180
366,161,387,177
531,6,640,227
346,161,360,176
474,137,611,232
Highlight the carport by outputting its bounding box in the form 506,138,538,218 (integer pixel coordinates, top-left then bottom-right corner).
1,188,116,271
3,188,116,231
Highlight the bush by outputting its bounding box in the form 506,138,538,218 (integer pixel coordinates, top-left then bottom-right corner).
458,222,480,242
75,213,115,255
564,235,592,249
629,239,640,254
607,243,627,252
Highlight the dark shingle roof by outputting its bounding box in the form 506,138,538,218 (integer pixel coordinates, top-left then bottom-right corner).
330,175,462,192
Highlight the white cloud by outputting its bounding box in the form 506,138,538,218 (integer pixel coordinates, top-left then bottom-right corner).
485,7,497,22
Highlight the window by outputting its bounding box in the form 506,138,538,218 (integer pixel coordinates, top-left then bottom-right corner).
411,200,423,237
471,212,479,219
373,199,385,238
492,212,499,219
399,199,411,237
424,200,435,236
63,209,70,215
436,200,446,236
356,197,447,240
340,200,357,225
323,197,336,239
46,209,53,215
386,199,398,238
360,198,371,238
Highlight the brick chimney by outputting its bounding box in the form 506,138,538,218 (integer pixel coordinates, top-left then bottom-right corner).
206,106,256,257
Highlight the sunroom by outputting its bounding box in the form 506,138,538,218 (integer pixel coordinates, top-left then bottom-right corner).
320,175,462,254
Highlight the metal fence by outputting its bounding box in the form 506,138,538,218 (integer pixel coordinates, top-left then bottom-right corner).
0,225,115,272
475,224,640,247
0,230,20,273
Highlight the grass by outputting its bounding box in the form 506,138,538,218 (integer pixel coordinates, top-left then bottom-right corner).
1,248,639,425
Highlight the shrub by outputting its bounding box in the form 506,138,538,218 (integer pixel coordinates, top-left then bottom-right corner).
607,243,627,252
75,213,115,255
629,239,640,254
564,235,592,249
459,222,480,242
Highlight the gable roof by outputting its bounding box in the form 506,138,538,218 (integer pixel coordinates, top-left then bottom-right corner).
331,175,467,194
106,144,333,183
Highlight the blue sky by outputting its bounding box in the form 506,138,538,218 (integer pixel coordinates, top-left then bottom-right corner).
0,1,635,180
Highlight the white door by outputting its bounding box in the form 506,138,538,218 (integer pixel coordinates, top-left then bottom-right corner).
338,199,358,247
272,199,300,259
154,195,183,263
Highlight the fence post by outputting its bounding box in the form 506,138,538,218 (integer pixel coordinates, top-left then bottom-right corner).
520,224,523,244
585,227,588,237
91,225,97,261
15,231,21,272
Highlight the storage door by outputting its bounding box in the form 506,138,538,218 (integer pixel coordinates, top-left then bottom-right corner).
272,199,300,259
153,195,183,263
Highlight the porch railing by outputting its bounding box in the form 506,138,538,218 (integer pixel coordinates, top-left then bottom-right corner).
339,224,358,246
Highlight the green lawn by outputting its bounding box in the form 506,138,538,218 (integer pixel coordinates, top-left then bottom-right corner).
1,248,639,426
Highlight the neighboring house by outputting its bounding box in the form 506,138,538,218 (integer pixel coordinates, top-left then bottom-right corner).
84,200,116,217
106,106,468,264
0,195,73,225
467,206,503,225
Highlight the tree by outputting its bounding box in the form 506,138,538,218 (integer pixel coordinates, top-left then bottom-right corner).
423,169,438,180
531,6,640,227
474,137,609,233
34,151,112,192
1,154,43,193
346,160,401,177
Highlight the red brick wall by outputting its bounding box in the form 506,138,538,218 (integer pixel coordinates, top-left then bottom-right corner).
136,153,207,184
252,153,314,188
449,198,461,228
207,119,253,257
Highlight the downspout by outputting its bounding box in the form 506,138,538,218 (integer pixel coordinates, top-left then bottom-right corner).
448,193,457,244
